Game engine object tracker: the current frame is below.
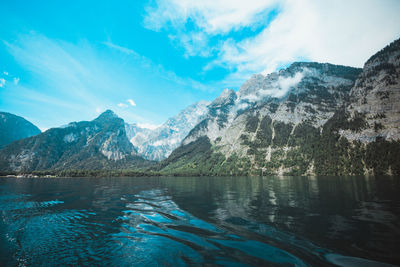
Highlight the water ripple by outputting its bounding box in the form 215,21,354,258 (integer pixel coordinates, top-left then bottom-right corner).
1,178,398,266
112,189,308,266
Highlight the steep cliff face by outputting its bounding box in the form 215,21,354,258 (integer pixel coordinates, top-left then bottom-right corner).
340,40,400,142
126,101,210,161
160,39,400,177
184,62,360,146
183,90,237,145
0,110,147,172
0,112,41,148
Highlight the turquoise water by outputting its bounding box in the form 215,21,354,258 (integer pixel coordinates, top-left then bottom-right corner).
0,176,399,266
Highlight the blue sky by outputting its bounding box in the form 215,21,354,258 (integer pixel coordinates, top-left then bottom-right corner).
1,0,399,130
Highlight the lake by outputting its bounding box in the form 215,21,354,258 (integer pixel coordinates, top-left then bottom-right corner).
0,176,399,266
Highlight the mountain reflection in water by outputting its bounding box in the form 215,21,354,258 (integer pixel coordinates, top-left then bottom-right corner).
0,176,399,266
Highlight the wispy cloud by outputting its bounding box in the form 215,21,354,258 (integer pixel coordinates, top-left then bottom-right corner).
144,0,276,34
3,33,105,109
144,0,277,59
137,122,161,130
102,41,139,56
239,69,306,103
0,71,20,87
276,72,304,97
104,40,214,92
2,33,152,127
144,0,400,81
118,103,128,108
3,33,217,128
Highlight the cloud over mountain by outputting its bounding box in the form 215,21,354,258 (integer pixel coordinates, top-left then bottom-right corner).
144,0,400,80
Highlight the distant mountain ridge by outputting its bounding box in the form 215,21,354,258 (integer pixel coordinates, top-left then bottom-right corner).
0,110,150,172
0,112,41,149
125,101,209,161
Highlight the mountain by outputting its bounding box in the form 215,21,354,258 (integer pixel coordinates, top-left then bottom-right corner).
125,101,209,161
2,40,399,176
0,112,41,149
342,39,400,142
0,110,151,172
159,39,400,176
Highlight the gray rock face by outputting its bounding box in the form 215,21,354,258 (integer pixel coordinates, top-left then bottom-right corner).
126,101,210,161
0,112,41,148
0,110,140,171
162,39,400,176
341,40,400,142
183,89,238,145
183,62,361,150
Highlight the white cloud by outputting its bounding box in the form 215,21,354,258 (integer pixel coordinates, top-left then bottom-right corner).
144,0,400,81
3,71,9,76
257,72,305,99
144,0,276,34
117,99,136,108
96,107,102,113
237,102,250,111
0,78,5,87
240,70,305,102
276,71,304,97
144,0,277,58
137,122,161,130
217,0,400,77
118,103,128,108
127,99,136,106
13,77,20,85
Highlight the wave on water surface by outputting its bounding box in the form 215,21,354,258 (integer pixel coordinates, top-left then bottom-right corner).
0,179,397,266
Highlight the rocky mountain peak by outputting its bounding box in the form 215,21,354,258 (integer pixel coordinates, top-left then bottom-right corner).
94,109,119,123
126,101,210,161
0,109,140,171
0,112,41,149
164,101,210,128
236,61,362,108
210,89,237,107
